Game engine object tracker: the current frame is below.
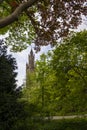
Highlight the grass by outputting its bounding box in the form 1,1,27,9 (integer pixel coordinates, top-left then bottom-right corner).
10,117,87,130
32,118,87,130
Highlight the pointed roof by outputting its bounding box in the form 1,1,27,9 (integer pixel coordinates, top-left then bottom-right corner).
30,49,33,56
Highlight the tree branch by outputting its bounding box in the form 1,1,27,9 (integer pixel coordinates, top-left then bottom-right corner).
0,0,38,28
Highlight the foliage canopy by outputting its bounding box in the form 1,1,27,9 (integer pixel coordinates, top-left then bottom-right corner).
25,30,87,115
0,0,87,51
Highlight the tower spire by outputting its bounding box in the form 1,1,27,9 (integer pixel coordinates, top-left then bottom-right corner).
26,49,35,73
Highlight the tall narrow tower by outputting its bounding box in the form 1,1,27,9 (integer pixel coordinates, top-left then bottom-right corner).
26,49,35,73
26,49,35,88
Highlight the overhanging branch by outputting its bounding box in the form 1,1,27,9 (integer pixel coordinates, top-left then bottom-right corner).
0,0,38,28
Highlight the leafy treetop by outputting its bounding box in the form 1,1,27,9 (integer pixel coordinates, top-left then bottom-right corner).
0,0,87,51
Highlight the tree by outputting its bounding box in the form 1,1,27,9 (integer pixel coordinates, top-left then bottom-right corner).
35,53,57,116
24,30,87,116
51,30,87,114
0,0,87,51
0,40,17,93
25,53,57,116
0,40,25,130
